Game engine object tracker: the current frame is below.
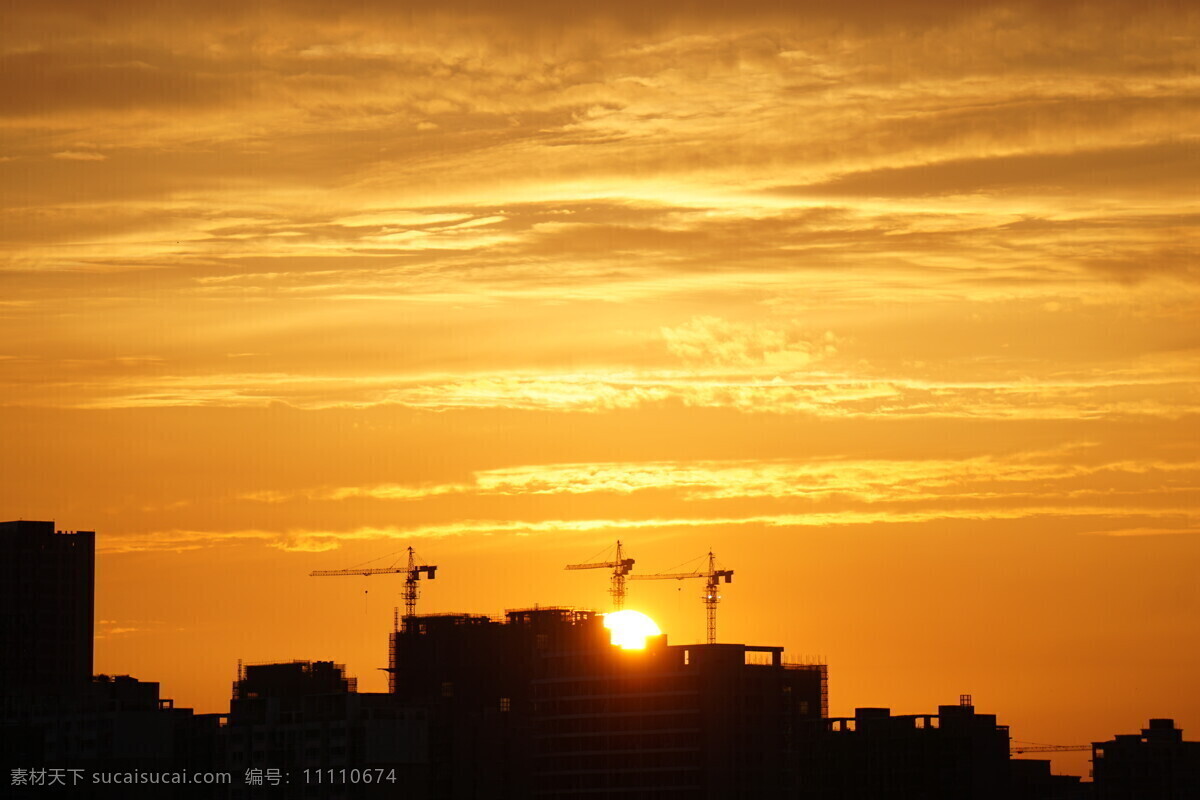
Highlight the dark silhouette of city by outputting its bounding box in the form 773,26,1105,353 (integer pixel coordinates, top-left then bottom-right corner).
2,520,1198,799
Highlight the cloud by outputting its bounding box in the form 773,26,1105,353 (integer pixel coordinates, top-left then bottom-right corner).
241,451,1200,516
1081,526,1198,537
3,357,1197,421
0,47,254,118
662,316,837,367
94,618,167,639
100,503,1199,554
96,528,278,554
3,0,1197,571
771,140,1200,200
52,150,107,161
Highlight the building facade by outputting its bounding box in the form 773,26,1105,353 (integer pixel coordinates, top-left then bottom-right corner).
1093,718,1200,799
792,699,1016,799
226,660,430,798
389,607,828,799
0,520,94,693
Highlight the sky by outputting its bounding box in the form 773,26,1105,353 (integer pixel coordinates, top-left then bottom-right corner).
2,0,1197,776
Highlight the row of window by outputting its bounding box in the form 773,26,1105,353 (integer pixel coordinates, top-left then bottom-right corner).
535,749,702,773
535,695,701,715
537,713,701,735
535,733,700,754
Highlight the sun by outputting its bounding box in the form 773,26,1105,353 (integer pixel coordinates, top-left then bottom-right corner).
602,610,662,650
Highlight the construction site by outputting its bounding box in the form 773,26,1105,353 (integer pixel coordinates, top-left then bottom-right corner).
303,542,831,796
4,524,1199,799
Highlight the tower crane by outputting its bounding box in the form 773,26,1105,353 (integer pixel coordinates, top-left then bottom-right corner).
310,547,437,627
630,550,732,644
565,540,636,611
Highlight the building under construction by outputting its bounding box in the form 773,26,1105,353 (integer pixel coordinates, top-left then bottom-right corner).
388,607,828,799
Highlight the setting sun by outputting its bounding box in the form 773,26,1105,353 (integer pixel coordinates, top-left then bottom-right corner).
603,610,663,650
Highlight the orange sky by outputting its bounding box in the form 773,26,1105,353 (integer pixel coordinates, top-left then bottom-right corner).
2,0,1197,777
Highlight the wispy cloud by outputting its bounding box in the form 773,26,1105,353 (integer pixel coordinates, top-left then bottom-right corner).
101,505,1198,554
1081,525,1199,537
51,150,107,161
246,453,1200,506
94,618,168,639
96,447,1183,554
4,361,1196,422
662,317,838,367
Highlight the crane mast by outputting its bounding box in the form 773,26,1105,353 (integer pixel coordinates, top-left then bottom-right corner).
310,547,437,627
565,540,636,610
630,550,733,644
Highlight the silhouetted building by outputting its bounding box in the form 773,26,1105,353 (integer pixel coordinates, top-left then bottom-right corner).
1008,759,1088,800
18,674,220,765
792,697,1014,799
0,516,1139,798
3,674,224,800
389,610,564,798
535,638,827,799
226,660,430,798
389,607,828,799
1092,718,1200,799
1,521,223,798
0,520,94,693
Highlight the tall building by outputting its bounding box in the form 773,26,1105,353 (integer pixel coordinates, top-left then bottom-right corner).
389,607,828,799
791,698,1016,799
1092,718,1200,799
533,637,827,799
226,660,430,798
1,521,223,798
0,520,95,692
4,674,222,770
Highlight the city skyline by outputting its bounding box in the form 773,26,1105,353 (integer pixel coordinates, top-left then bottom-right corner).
3,0,1198,781
5,518,1198,798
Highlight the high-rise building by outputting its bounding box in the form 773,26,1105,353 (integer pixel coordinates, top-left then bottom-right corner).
389,607,828,799
1093,718,1200,799
226,660,431,798
1,520,224,797
0,520,94,692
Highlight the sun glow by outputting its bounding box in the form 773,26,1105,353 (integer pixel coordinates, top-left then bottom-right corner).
603,610,662,650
